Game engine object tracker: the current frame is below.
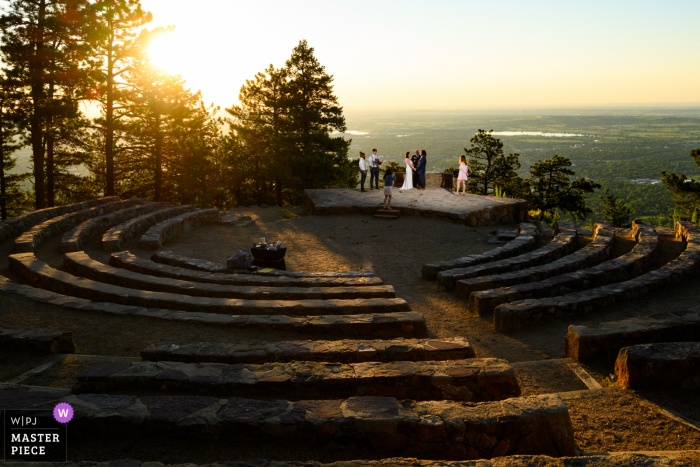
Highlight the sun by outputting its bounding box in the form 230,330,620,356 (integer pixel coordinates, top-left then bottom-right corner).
147,32,183,76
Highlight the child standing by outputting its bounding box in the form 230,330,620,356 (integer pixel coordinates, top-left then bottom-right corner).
383,169,396,209
456,155,468,196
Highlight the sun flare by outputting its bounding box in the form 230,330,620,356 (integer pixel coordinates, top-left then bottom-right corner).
147,33,183,75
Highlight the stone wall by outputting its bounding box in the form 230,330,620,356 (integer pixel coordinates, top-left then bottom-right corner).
139,208,221,250
615,342,700,389
393,172,454,189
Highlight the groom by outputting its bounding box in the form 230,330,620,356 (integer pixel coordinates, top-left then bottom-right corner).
416,150,427,189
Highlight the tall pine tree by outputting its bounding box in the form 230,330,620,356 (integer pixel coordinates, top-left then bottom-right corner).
661,148,700,222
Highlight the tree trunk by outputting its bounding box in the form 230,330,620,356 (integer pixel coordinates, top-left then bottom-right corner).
105,29,115,196
275,176,282,206
30,0,47,210
0,117,6,221
46,82,54,207
154,111,162,202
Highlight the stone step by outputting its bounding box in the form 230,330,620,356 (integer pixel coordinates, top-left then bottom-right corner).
141,337,475,364
139,209,221,250
74,358,520,402
113,251,383,287
436,221,579,291
455,222,615,302
0,275,427,338
7,390,575,458
468,221,657,315
10,253,411,316
374,214,398,219
615,342,700,389
0,325,75,353
375,208,401,216
64,252,396,300
421,222,538,280
101,205,193,252
218,213,253,226
564,307,700,361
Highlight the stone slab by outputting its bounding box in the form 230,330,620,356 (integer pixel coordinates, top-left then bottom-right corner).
615,342,700,389
64,252,395,300
75,358,520,402
0,325,75,353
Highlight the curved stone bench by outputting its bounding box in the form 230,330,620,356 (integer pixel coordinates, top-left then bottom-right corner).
64,252,396,300
60,201,169,253
456,222,615,302
469,221,658,315
16,392,576,458
437,221,579,292
112,251,384,287
0,196,119,242
0,325,75,353
615,342,700,389
151,250,378,278
421,223,539,280
10,253,411,316
101,205,193,252
139,208,220,250
493,221,700,333
13,198,130,253
75,357,520,402
0,275,427,338
141,337,476,364
563,307,700,361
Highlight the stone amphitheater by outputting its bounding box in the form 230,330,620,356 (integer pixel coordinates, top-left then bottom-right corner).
0,189,699,467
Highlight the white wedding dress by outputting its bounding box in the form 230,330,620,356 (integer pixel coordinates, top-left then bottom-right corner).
400,159,414,190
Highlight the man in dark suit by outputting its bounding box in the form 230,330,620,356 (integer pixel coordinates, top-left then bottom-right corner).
416,150,427,189
411,149,421,188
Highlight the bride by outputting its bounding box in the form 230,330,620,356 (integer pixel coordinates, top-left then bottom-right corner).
400,151,416,190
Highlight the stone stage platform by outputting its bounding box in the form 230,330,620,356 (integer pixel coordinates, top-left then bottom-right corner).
303,188,528,226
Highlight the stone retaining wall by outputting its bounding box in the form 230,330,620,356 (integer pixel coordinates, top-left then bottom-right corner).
14,199,139,253
60,201,168,253
0,276,428,338
456,223,615,302
468,221,658,315
64,252,395,300
139,208,221,250
0,325,74,353
0,197,119,242
437,221,578,292
101,205,194,252
421,223,538,281
75,358,520,402
392,172,454,189
141,337,476,364
564,307,700,361
112,251,383,287
493,221,700,334
10,253,411,316
15,391,576,459
615,342,700,389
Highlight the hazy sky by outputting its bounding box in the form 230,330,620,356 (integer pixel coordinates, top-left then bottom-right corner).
141,0,700,111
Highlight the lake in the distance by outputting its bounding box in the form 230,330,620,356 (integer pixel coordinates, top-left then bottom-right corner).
492,131,585,137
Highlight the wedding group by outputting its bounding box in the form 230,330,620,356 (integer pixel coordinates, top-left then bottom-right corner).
358,149,429,193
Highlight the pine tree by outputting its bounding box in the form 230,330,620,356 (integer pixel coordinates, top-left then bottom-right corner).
661,148,700,222
464,129,521,196
600,188,633,227
0,75,29,220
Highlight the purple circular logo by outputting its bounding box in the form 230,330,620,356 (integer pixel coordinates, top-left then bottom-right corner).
53,402,73,423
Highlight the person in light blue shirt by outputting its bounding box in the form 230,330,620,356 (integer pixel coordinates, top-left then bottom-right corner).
383,169,396,209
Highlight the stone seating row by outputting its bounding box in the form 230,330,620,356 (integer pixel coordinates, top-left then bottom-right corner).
437,221,579,292
111,251,384,287
139,208,221,250
564,306,700,361
455,222,616,301
151,250,378,278
468,220,658,316
615,342,700,389
420,222,539,280
10,253,411,316
13,199,144,253
0,276,427,338
0,196,119,242
63,252,395,300
141,336,475,364
0,325,74,353
60,201,169,253
75,358,520,402
493,221,700,334
11,391,575,459
101,205,194,252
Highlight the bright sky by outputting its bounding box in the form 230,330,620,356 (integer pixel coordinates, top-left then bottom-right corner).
141,0,700,111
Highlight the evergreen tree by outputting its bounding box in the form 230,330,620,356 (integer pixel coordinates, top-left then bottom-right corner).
0,75,30,220
527,155,601,220
661,147,700,222
600,188,632,227
464,129,521,196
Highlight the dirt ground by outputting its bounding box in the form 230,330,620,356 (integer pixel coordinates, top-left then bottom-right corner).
1,206,700,458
